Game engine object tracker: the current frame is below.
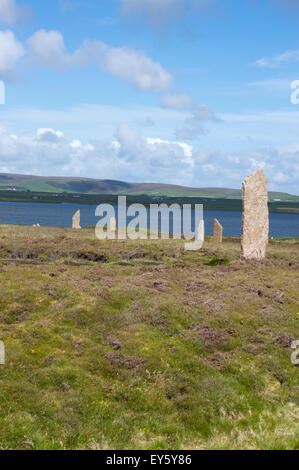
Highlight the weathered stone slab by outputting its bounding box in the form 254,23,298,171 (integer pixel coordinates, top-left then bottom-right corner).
185,220,204,251
197,219,205,244
72,210,81,229
0,341,4,365
214,219,223,243
241,168,269,260
109,217,117,231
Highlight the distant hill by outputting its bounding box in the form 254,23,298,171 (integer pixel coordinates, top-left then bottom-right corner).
0,172,298,202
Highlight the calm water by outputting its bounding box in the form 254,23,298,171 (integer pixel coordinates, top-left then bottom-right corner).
0,201,299,238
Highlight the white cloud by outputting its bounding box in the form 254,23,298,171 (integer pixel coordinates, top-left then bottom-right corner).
36,128,64,143
2,103,298,154
192,105,221,122
0,0,28,24
160,93,220,140
0,28,172,92
26,30,172,92
70,139,95,151
175,105,221,140
89,41,172,92
114,124,193,175
0,29,25,79
160,93,194,110
26,30,70,69
254,49,299,67
0,124,195,184
175,125,206,140
147,136,193,158
2,29,206,120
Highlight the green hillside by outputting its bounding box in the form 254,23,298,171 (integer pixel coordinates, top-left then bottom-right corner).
0,172,298,202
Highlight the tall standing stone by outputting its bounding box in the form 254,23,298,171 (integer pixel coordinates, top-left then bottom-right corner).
72,210,81,229
241,169,269,260
214,219,223,243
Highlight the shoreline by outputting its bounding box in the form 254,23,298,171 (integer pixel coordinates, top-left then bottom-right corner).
0,196,299,215
0,224,298,240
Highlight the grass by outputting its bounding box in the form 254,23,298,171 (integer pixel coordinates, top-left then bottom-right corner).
0,224,298,450
205,257,230,266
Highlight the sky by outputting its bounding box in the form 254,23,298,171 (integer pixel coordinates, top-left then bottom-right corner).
0,0,299,193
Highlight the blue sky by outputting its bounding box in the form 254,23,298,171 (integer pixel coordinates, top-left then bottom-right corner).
0,0,299,193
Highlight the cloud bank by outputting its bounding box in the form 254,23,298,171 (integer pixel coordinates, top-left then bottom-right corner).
0,124,298,193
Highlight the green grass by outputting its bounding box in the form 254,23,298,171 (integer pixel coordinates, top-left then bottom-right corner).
0,225,298,450
205,257,230,266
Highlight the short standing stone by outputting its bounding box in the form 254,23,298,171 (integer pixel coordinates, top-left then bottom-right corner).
0,341,4,365
197,219,205,244
109,217,117,231
214,219,223,243
241,168,269,260
72,210,81,229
